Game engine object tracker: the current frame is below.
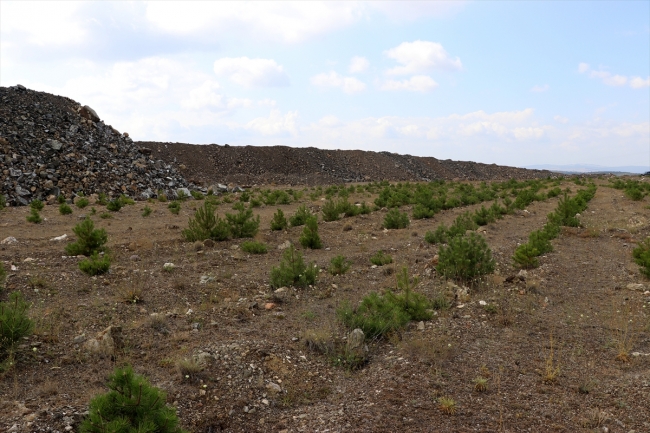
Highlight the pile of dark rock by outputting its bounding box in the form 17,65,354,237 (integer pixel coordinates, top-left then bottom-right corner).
0,85,189,206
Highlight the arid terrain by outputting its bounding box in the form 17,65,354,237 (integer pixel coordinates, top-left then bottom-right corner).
1,176,649,433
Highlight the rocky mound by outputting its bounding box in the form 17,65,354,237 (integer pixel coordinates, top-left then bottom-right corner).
0,85,188,206
139,141,552,186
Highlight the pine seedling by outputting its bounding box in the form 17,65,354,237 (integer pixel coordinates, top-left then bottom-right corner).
437,232,495,283
64,218,108,256
289,205,311,227
299,216,322,249
383,208,410,229
270,245,317,288
182,201,230,242
80,365,188,433
329,255,351,275
270,209,289,231
26,208,42,223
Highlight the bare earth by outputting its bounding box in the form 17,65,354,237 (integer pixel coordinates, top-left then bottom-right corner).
1,178,649,432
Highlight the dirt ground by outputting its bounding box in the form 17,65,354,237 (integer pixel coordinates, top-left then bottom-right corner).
1,177,649,432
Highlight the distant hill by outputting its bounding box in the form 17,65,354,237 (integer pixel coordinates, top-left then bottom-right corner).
525,164,649,175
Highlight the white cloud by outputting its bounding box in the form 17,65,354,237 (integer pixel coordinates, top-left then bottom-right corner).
578,63,648,88
384,40,462,75
0,1,86,46
380,75,438,92
554,115,569,124
530,84,550,93
246,110,298,136
311,71,366,93
368,1,467,21
181,81,223,110
257,99,277,107
630,76,650,88
145,2,365,44
213,57,289,88
349,56,369,73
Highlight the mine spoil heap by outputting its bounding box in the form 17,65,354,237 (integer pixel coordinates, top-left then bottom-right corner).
138,143,552,187
0,85,188,206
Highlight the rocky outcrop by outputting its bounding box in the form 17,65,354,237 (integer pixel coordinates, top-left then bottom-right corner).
0,85,189,206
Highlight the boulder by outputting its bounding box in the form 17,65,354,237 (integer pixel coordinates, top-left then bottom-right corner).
79,105,100,122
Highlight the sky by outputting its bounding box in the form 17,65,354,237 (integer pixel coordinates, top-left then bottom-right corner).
1,1,649,169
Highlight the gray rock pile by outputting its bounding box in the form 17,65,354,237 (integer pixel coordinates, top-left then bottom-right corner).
0,85,189,206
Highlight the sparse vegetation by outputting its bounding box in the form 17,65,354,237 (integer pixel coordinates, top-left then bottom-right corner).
26,208,42,223
241,240,268,254
168,200,181,215
75,197,89,208
78,252,111,276
0,292,34,371
290,204,312,227
182,201,230,242
30,199,44,211
226,202,260,238
382,208,409,229
142,205,153,217
370,250,393,266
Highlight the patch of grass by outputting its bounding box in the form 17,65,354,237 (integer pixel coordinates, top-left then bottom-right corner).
437,397,457,415
370,250,393,266
168,201,181,215
0,292,34,370
542,334,560,383
99,212,112,219
473,377,489,392
190,190,204,200
240,240,268,254
176,358,203,381
96,192,109,205
106,199,122,212
632,237,650,278
142,206,152,217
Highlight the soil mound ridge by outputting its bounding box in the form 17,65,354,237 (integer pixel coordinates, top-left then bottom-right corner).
138,141,551,186
0,85,188,206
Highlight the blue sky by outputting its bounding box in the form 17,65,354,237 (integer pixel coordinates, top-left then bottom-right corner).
1,1,648,169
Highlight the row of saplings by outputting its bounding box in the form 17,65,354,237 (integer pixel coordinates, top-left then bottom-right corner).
5,185,650,430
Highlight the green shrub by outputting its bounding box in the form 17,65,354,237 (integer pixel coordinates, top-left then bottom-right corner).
270,246,318,288
106,199,122,212
157,191,168,202
241,240,268,254
30,199,44,211
90,207,96,215
512,244,539,269
59,202,72,215
547,187,561,198
168,201,181,215
181,202,230,242
528,230,553,254
96,193,109,205
76,197,89,209
0,195,6,210
321,199,341,222
358,202,373,215
412,204,435,219
338,199,359,218
142,206,152,217
383,208,409,229
370,250,393,266
330,255,351,275
548,191,580,227
190,190,204,200
0,292,34,366
424,225,448,245
79,252,111,276
65,218,108,256
80,365,187,433
447,212,478,238
57,194,66,204
289,205,312,227
270,209,288,231
625,187,644,201
100,212,112,219
542,222,561,239
299,216,322,249
473,205,496,226
225,203,260,238
437,233,495,283
488,201,507,218
176,189,189,202
250,197,262,207
337,267,430,339
632,237,650,278
26,208,42,223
